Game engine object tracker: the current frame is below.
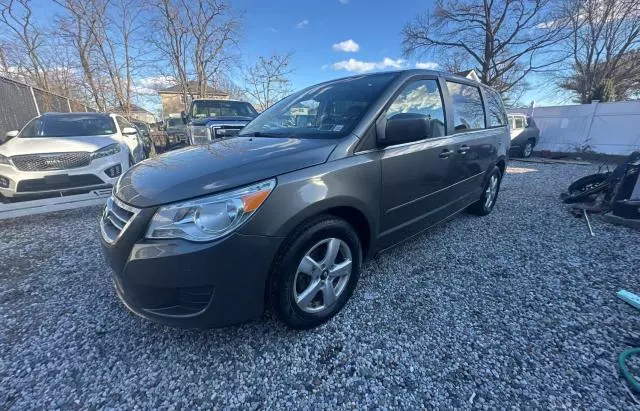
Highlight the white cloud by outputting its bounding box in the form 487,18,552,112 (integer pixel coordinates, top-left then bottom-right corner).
338,0,349,3
133,75,176,95
295,19,309,29
332,39,360,53
268,26,278,33
331,57,406,73
415,62,439,70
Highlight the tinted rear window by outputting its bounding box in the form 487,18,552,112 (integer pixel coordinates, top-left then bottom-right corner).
20,116,116,137
486,89,507,127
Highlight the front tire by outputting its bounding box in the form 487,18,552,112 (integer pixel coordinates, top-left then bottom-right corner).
468,166,502,216
269,216,362,329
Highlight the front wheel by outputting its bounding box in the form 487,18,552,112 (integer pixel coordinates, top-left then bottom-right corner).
467,166,502,216
269,216,362,329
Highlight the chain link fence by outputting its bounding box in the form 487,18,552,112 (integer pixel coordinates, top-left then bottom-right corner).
0,75,96,138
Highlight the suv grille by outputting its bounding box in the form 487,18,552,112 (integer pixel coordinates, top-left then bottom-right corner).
212,126,243,138
11,152,91,171
100,196,139,244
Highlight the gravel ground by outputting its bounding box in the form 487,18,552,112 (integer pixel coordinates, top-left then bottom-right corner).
2,161,640,409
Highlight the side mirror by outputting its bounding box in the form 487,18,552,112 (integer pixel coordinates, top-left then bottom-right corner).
181,111,188,124
122,127,138,135
381,113,431,146
2,130,19,143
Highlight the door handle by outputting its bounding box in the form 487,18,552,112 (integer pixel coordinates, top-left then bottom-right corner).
439,149,453,159
458,145,470,154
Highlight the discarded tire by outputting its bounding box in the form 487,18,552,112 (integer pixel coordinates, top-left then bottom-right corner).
561,173,610,204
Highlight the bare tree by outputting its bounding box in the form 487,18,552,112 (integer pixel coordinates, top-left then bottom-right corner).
149,0,241,111
149,0,192,111
243,51,293,111
0,0,49,89
559,0,640,103
54,0,108,109
402,0,569,97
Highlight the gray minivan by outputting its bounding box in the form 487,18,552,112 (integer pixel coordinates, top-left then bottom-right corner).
100,70,510,329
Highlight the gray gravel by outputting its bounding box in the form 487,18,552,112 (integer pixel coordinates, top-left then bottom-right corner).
2,161,640,409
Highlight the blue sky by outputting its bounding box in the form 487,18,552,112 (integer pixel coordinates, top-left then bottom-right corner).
230,0,563,107
232,0,438,88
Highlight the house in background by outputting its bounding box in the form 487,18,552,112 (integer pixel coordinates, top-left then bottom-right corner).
158,81,229,118
112,103,156,124
456,69,481,83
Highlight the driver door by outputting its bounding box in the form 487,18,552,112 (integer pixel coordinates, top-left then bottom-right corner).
377,78,459,248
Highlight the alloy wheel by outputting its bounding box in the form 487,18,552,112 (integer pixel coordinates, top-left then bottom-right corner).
293,238,352,314
523,142,533,157
484,174,499,210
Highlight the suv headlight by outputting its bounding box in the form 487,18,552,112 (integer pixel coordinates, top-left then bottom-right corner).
146,179,276,242
91,143,121,160
189,125,210,143
0,154,10,165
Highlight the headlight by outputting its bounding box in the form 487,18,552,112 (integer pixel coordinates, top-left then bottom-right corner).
146,179,276,242
91,143,121,160
0,154,10,165
189,125,210,143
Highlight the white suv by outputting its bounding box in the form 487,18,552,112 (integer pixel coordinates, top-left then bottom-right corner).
0,113,145,202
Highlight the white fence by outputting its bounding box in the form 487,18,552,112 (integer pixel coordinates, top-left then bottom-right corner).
509,100,640,155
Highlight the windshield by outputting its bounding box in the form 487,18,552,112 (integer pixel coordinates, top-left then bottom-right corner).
20,115,116,138
239,72,398,139
166,118,183,129
190,100,258,118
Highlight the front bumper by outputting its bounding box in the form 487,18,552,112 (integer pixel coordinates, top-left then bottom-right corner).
0,154,126,201
100,203,283,328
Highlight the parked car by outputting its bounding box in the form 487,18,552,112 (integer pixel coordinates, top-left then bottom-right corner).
508,113,539,158
163,117,187,147
100,70,510,329
183,99,258,145
131,120,153,157
0,112,145,202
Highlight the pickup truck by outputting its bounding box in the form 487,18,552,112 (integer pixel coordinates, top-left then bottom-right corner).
182,99,258,145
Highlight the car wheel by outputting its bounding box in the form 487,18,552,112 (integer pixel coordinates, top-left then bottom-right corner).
468,166,502,216
521,140,534,158
269,216,362,329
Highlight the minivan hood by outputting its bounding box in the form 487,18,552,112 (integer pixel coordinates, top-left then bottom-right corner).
190,116,254,126
116,136,337,208
0,135,118,156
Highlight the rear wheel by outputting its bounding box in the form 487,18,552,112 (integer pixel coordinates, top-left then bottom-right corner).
468,166,502,216
269,216,362,329
521,140,534,158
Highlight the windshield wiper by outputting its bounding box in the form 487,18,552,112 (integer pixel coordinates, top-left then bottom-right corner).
238,131,283,137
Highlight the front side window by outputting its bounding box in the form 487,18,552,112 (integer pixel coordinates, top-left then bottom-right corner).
191,100,258,118
20,115,117,138
240,72,399,139
446,81,485,132
486,89,507,127
385,79,446,139
515,117,524,129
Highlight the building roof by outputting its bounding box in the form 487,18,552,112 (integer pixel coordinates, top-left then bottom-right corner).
112,103,153,114
456,69,481,82
158,81,229,97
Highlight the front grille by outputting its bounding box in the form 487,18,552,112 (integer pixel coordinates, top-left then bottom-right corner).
100,196,139,244
212,126,243,138
16,174,104,192
11,152,91,171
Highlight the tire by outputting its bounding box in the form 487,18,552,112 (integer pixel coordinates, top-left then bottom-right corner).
269,216,362,329
561,173,610,204
521,140,534,158
467,166,502,216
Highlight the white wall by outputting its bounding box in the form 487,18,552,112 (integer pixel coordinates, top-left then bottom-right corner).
509,100,640,155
